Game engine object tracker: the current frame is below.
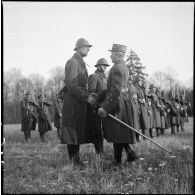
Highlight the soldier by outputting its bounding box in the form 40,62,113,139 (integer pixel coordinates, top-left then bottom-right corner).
98,44,138,167
61,38,95,169
127,72,140,138
146,94,155,138
134,75,149,141
169,95,180,135
87,58,110,157
161,92,171,130
179,94,187,131
157,89,166,136
54,93,63,139
149,84,161,137
36,93,53,142
20,91,37,142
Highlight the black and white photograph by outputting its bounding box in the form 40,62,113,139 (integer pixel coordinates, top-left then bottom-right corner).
1,1,193,194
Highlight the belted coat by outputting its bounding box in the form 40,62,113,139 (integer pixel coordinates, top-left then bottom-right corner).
87,69,107,144
170,99,180,126
61,53,92,144
101,59,136,144
159,98,166,129
128,83,140,130
147,100,154,129
20,99,37,132
150,93,161,128
36,101,53,133
136,85,149,130
54,99,63,129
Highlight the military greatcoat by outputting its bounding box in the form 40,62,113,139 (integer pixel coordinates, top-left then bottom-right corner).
159,98,166,129
61,53,92,144
20,99,37,132
169,99,180,126
128,83,140,130
179,100,187,127
37,101,53,133
54,99,63,129
136,85,149,130
101,59,135,144
150,93,161,128
87,69,107,144
147,100,154,129
88,69,107,94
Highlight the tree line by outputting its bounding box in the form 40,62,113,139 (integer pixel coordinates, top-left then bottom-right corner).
3,67,193,124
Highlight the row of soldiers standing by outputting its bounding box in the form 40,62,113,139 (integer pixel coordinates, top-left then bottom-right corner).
20,38,190,169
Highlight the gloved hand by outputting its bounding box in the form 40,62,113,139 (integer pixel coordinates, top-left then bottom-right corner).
98,107,107,118
87,93,97,106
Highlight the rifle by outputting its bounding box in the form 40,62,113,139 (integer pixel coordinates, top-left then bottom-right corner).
105,113,172,154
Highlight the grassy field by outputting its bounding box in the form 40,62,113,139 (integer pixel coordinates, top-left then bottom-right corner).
3,118,193,194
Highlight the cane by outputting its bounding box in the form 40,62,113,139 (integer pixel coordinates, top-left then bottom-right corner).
105,113,172,154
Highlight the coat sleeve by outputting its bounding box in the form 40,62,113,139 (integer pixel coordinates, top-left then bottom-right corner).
88,74,98,93
65,59,88,102
102,66,123,113
54,100,61,116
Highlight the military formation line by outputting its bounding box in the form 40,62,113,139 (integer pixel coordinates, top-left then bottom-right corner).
20,38,191,169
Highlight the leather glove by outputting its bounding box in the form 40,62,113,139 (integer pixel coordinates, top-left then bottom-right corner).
98,107,107,118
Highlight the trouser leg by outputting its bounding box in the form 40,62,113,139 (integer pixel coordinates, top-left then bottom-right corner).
113,143,123,163
141,129,146,140
171,125,175,135
57,128,60,138
40,132,45,141
149,128,153,138
177,125,179,132
123,144,138,162
67,144,79,160
24,130,28,141
160,128,164,135
156,128,160,136
181,122,184,131
136,132,140,142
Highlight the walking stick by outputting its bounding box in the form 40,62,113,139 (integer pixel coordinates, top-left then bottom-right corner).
106,113,172,154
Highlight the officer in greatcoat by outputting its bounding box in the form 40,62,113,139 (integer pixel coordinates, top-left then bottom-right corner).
87,58,109,157
98,44,138,167
149,84,161,137
60,38,96,169
20,91,37,142
36,93,53,142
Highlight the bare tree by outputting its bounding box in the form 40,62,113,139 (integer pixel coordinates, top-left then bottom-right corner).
48,66,64,94
29,73,45,98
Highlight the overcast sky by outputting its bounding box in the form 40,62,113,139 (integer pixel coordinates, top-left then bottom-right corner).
2,2,194,87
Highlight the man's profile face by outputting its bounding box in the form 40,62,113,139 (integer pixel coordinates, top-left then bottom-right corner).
110,51,115,63
81,46,90,57
138,80,142,86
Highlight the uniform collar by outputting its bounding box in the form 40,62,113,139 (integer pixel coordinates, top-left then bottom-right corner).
114,59,125,66
73,53,86,67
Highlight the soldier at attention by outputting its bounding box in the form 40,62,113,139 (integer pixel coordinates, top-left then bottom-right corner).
87,58,110,158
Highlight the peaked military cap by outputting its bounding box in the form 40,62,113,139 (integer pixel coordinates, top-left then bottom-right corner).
108,44,127,53
95,58,110,67
74,38,92,51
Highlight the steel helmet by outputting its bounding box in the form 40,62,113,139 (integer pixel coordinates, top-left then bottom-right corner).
74,38,92,51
